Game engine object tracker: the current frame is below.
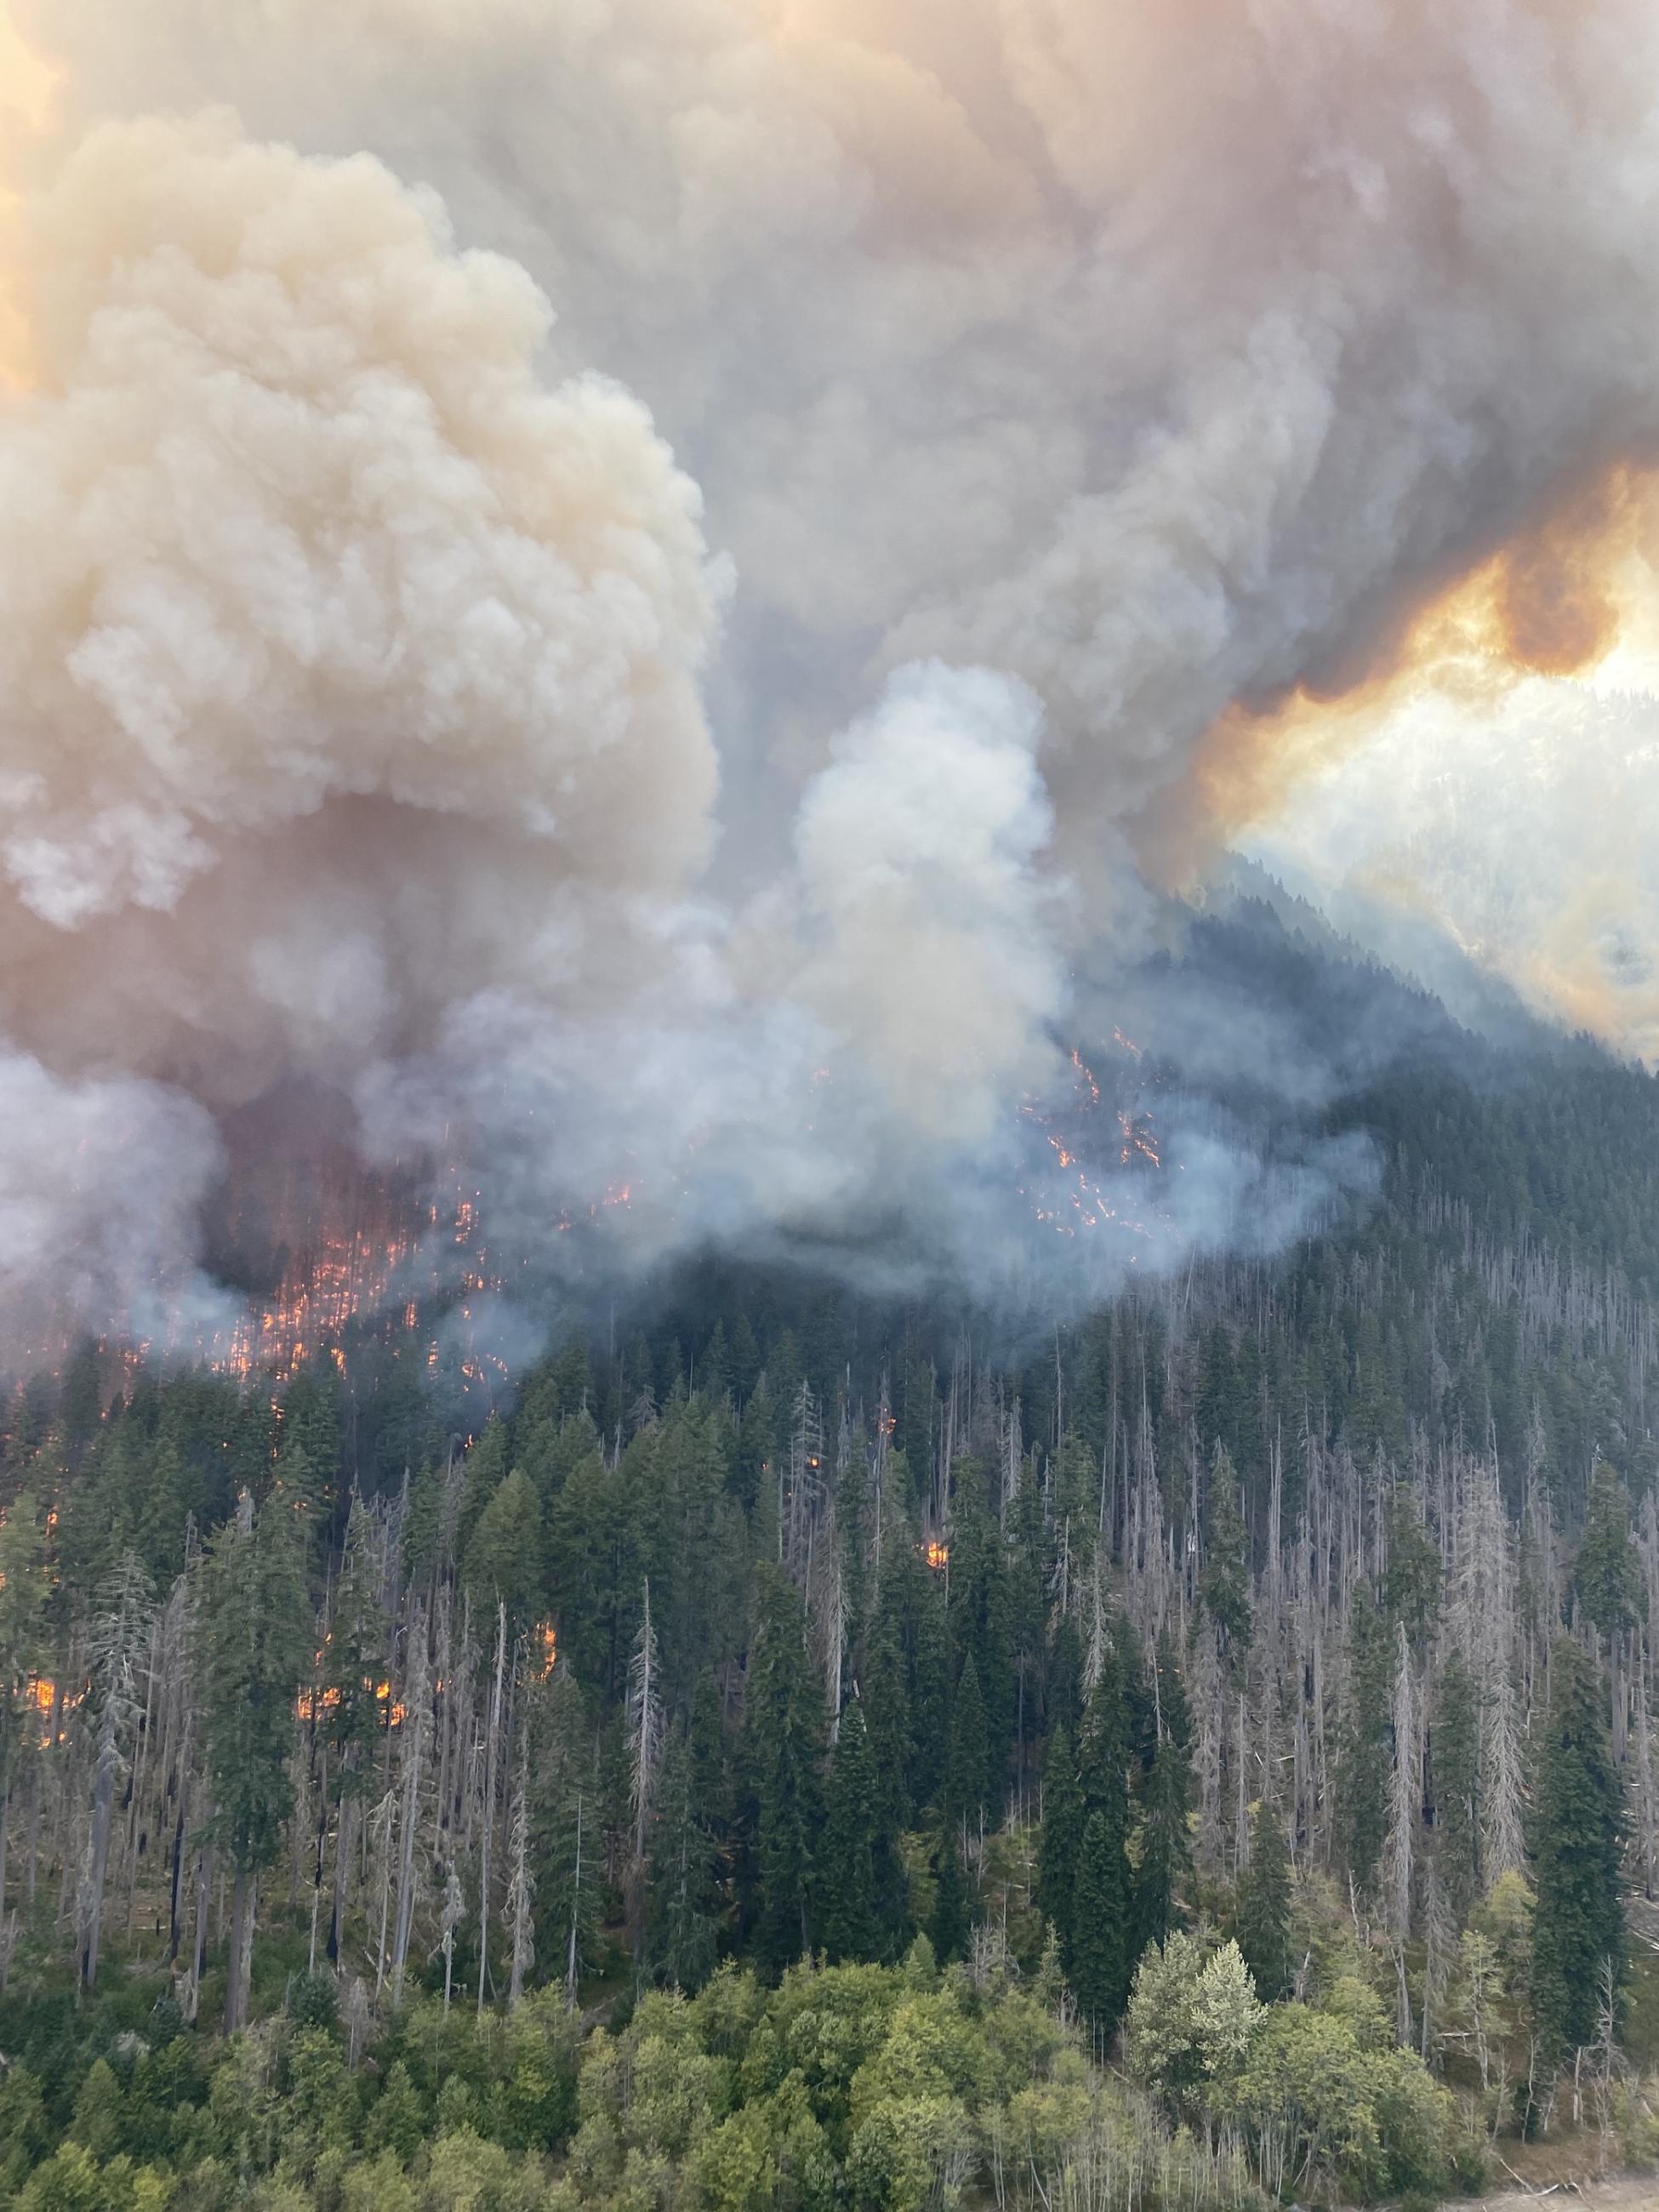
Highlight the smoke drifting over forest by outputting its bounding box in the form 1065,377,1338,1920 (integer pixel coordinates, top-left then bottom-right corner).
2,1,1658,1346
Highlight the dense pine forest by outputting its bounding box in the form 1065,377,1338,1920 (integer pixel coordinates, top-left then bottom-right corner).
3,915,1659,2211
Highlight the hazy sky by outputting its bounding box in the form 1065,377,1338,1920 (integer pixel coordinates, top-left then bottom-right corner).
1244,640,1659,1061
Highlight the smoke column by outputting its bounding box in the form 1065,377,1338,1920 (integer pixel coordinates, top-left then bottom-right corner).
20,3,1659,847
2,1,1657,1339
0,110,727,1332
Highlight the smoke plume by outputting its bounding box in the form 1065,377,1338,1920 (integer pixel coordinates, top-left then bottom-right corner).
1,1,1656,1343
0,108,728,1331
781,665,1065,1149
20,1,1659,855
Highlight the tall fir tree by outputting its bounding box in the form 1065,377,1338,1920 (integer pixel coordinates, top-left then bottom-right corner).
280,1367,344,1525
1234,1798,1293,2000
59,1341,103,1463
323,1497,388,1963
1037,1721,1086,1951
1531,1637,1626,2056
744,1567,825,1975
1069,1808,1132,2028
0,1489,47,1915
818,1702,884,1962
531,1662,601,2006
908,1564,951,1814
1382,1485,1441,1636
861,1606,912,1838
948,1652,990,1829
464,1468,545,1634
1047,1613,1084,1741
931,1824,970,1964
1135,1747,1193,1953
646,1704,723,1992
1573,1462,1642,1643
200,1491,311,2031
1134,1633,1193,1950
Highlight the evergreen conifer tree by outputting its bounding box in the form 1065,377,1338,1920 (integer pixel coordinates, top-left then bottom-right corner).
200,1492,311,2031
0,1490,47,1915
323,1500,389,1963
1069,1808,1132,2028
931,1825,969,1964
745,1568,825,1975
532,1663,600,2005
1134,1633,1193,1949
948,1652,990,1828
1574,1462,1642,1641
465,1469,544,1633
1037,1721,1086,1949
861,1608,912,1836
1338,1588,1392,1895
647,1725,722,1990
1135,1734,1193,1952
1234,1798,1293,1999
908,1565,951,1814
818,1702,881,1961
1047,1614,1084,1736
1531,1637,1625,2056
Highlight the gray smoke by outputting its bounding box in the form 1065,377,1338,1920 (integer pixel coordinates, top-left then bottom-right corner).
3,2,1656,1343
20,0,1659,858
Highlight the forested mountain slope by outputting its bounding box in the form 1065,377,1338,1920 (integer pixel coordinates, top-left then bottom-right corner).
2,915,1658,2209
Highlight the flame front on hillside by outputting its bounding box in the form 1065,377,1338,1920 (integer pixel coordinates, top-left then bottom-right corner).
1018,1038,1165,1246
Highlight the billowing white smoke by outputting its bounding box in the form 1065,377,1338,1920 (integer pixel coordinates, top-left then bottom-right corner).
782,665,1064,1148
357,661,1075,1291
0,110,1089,1335
9,0,1658,1341
5,118,716,867
0,110,730,1332
20,0,1659,883
0,1052,225,1352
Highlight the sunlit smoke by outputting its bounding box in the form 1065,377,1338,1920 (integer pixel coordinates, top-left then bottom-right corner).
0,109,722,1346
0,0,58,390
1,2,1657,1358
22,0,1659,871
1173,464,1656,875
1242,671,1659,1063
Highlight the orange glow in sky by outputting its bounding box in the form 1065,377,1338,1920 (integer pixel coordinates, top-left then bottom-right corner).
0,1,59,391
